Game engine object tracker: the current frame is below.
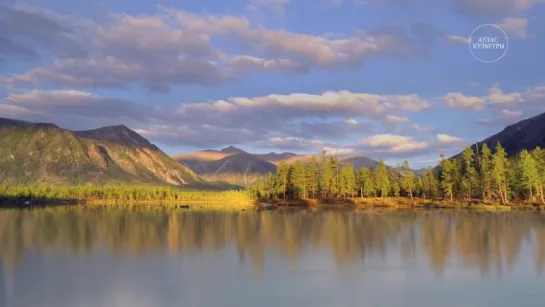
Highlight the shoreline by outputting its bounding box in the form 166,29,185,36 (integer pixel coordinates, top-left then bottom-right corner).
261,197,545,211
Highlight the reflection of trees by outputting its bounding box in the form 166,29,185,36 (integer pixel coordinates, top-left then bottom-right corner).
2,209,545,276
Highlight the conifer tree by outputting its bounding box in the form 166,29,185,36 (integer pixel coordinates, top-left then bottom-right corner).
532,147,545,204
492,142,509,204
277,161,290,200
519,149,539,200
401,160,415,201
376,160,390,198
320,152,333,199
340,163,356,198
460,147,478,201
308,156,320,199
480,143,493,200
439,154,454,201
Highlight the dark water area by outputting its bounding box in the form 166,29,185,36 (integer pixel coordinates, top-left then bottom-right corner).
1,207,545,307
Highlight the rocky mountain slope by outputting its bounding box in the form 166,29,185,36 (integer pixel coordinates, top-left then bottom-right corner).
175,147,277,186
0,118,204,186
471,112,545,156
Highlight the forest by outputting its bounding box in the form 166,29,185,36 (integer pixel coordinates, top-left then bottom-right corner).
250,142,545,205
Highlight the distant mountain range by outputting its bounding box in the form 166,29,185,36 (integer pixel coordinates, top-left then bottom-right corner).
175,146,380,186
2,110,544,188
174,147,277,186
0,118,204,186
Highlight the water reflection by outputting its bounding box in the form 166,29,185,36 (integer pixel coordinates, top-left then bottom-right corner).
2,208,545,277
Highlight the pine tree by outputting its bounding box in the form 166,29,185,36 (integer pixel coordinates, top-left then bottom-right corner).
532,147,545,204
320,152,333,199
340,163,356,198
291,160,306,199
421,168,438,199
492,142,509,204
401,160,415,201
308,156,320,199
480,143,493,201
460,147,478,201
519,149,539,200
277,161,290,200
360,167,375,197
439,154,454,201
376,160,390,198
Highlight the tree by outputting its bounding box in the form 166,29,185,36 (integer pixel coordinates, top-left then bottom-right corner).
401,160,415,201
519,149,539,200
492,142,509,204
480,143,493,200
439,154,455,201
320,152,334,199
277,161,290,200
376,160,390,198
532,147,545,204
290,161,306,199
359,167,375,197
421,168,438,199
460,147,478,201
307,156,320,199
340,163,356,198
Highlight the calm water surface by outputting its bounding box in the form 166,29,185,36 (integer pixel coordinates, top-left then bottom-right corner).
1,207,545,307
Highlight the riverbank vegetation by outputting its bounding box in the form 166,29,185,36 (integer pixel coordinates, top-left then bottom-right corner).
0,185,251,204
250,142,545,207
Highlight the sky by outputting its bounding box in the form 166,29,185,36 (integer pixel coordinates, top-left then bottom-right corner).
1,0,545,166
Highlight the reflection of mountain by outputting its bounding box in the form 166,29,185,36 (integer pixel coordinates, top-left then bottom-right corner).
2,209,545,277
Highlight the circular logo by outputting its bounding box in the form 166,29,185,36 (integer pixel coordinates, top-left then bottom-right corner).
469,24,509,63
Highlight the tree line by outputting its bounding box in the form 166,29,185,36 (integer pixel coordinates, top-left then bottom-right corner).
250,143,545,205
0,185,251,203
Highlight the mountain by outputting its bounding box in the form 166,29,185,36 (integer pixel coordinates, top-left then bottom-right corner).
175,145,382,186
471,112,545,156
255,152,298,164
220,146,246,154
0,118,204,186
342,156,380,169
451,112,545,160
175,146,277,186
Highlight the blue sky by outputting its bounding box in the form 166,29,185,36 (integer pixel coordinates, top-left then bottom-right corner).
1,0,545,166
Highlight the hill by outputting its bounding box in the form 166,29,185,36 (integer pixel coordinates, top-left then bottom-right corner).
451,112,545,159
0,118,205,186
175,147,277,186
472,112,545,156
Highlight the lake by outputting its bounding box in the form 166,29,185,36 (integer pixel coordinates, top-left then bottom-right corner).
1,207,545,307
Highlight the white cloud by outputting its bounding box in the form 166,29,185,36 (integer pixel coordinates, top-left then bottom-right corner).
386,115,410,123
444,35,470,45
411,124,435,133
3,5,428,90
360,134,429,153
443,93,485,110
437,134,465,144
487,85,524,105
